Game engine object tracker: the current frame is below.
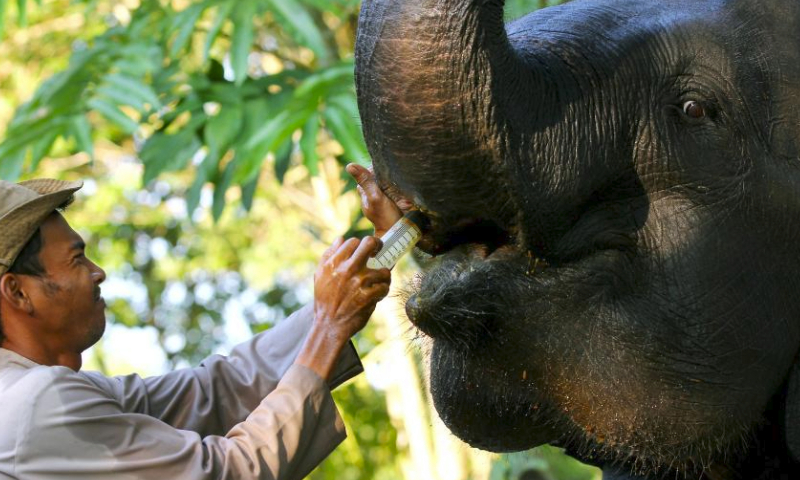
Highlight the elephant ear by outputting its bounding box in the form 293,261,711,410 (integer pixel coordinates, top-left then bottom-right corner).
785,360,800,461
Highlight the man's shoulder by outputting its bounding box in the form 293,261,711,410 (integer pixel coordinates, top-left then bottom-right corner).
0,362,110,415
0,362,73,396
0,364,82,451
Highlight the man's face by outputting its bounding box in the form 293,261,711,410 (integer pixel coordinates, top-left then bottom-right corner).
19,213,107,353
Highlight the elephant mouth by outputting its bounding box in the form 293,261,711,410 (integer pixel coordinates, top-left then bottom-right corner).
404,215,637,452
405,211,632,341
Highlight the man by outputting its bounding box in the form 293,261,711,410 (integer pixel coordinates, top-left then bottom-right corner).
0,167,403,479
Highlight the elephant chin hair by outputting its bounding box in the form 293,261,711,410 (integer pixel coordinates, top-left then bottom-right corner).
565,418,754,479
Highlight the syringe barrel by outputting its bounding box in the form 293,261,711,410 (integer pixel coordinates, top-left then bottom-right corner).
367,211,428,270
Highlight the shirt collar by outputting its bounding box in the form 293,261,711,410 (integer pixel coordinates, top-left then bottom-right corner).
0,348,40,369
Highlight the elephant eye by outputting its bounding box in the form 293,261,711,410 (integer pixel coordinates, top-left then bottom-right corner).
682,100,705,119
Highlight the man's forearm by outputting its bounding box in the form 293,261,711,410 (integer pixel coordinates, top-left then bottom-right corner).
294,318,350,382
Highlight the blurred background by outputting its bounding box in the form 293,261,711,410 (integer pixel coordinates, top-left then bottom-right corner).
0,0,601,478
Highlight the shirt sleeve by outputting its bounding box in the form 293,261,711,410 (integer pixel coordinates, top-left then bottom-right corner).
80,304,363,436
14,363,347,480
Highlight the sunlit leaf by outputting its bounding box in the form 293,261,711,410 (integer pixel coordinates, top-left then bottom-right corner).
140,124,204,184
186,151,218,214
35,49,99,109
95,85,146,113
234,106,313,184
230,2,256,86
87,97,140,134
300,0,361,18
206,81,243,106
203,0,234,61
212,159,235,221
69,115,94,158
170,3,206,57
204,104,243,156
0,0,8,38
15,0,25,27
0,149,25,180
300,113,319,175
29,127,62,172
0,116,71,175
103,73,162,111
324,95,369,165
240,174,258,212
265,0,330,65
293,61,354,100
273,140,292,183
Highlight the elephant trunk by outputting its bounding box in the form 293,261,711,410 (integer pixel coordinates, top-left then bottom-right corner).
355,0,554,248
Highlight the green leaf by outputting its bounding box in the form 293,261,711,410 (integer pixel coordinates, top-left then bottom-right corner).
204,104,243,156
87,97,139,134
299,0,359,17
71,113,94,145
230,2,256,86
212,159,236,221
300,113,319,175
265,0,330,65
273,140,292,183
206,82,243,106
186,151,218,214
0,149,25,180
69,115,94,158
293,61,354,100
324,95,369,165
170,3,207,57
95,85,146,113
240,174,258,212
203,1,234,61
0,0,8,39
0,116,70,167
140,130,202,184
103,73,162,111
234,106,313,184
15,0,26,27
34,48,99,109
29,127,63,172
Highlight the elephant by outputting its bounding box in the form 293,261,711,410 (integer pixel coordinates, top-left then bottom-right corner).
353,0,800,479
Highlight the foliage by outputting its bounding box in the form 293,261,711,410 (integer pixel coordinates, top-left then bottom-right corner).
490,447,600,480
0,0,368,220
506,0,565,20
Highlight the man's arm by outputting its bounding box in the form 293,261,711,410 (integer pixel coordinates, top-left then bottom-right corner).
81,304,363,436
14,365,346,480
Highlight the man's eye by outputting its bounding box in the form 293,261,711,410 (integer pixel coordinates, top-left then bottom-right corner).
682,100,706,119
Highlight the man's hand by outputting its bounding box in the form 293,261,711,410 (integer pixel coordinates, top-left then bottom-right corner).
314,236,391,339
295,236,391,380
346,163,409,238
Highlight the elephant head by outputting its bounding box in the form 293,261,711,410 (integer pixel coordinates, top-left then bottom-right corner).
355,0,800,478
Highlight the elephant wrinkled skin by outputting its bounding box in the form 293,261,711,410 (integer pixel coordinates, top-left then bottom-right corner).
355,0,800,479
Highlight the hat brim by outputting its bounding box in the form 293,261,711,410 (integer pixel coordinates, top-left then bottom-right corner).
0,180,83,276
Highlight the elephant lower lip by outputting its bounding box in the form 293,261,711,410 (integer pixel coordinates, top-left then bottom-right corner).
428,342,564,452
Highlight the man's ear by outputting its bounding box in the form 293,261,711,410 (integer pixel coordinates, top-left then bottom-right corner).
785,359,800,461
0,274,32,314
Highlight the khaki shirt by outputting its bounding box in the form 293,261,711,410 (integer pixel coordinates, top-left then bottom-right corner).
0,305,363,479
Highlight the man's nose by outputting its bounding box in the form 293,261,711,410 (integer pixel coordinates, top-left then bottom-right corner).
90,260,106,284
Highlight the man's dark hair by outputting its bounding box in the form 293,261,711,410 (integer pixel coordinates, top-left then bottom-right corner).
0,194,75,343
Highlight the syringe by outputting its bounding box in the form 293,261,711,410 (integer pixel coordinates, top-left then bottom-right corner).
367,211,429,270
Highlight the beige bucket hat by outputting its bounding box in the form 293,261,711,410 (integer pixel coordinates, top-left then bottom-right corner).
0,179,83,276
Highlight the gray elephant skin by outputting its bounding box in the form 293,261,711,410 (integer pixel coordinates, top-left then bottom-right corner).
354,0,800,479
